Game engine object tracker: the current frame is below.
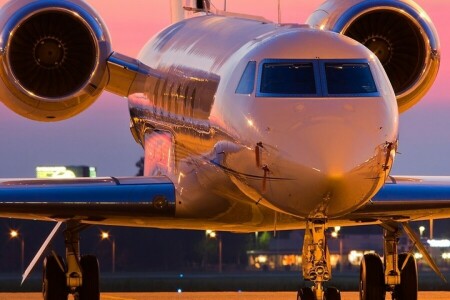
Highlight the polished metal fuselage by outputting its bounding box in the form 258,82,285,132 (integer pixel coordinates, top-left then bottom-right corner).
128,15,399,231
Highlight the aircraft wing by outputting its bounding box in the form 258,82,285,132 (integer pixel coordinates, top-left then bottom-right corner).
3,175,450,229
347,176,450,222
0,177,176,223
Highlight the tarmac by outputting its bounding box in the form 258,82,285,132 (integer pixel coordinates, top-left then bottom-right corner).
0,292,449,300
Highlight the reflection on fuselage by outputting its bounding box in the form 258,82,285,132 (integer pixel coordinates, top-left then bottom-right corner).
128,15,398,225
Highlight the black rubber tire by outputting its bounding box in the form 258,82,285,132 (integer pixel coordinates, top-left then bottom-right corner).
393,253,418,300
78,255,100,300
325,287,341,300
42,255,68,300
359,253,385,300
297,287,315,300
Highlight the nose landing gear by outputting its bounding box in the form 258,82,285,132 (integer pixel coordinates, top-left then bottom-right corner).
297,287,341,300
298,220,341,300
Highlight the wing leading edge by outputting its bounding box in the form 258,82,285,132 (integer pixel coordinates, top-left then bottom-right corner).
347,176,450,222
0,176,175,223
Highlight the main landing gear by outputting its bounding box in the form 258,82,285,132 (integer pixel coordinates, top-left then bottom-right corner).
359,224,418,300
298,221,419,300
42,221,100,300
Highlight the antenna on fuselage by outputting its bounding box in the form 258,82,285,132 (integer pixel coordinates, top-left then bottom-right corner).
277,0,282,24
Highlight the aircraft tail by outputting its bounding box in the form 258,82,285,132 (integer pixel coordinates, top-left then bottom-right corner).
170,0,211,23
170,0,184,23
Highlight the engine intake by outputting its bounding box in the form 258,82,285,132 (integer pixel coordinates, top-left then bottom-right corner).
307,0,440,113
0,0,112,121
9,11,97,98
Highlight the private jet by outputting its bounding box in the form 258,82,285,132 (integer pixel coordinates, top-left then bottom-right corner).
0,0,446,299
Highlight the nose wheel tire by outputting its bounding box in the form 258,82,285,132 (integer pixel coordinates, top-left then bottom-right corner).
78,255,100,300
297,286,341,300
392,253,418,300
42,255,68,300
324,287,341,300
297,287,315,300
360,253,386,300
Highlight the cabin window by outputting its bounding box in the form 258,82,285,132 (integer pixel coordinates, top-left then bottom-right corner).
324,63,377,95
236,61,256,94
259,62,317,96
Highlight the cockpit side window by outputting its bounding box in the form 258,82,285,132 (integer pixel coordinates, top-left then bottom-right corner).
324,63,378,95
259,62,317,96
236,61,256,94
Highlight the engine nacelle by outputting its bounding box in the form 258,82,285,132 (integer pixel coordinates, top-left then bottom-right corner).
0,0,112,121
307,0,440,113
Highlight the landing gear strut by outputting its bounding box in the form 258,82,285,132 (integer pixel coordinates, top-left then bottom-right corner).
42,221,100,300
298,220,341,300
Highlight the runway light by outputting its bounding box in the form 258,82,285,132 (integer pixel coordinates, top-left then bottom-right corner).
414,253,423,259
419,226,425,236
10,229,19,238
101,231,109,240
206,230,217,238
177,289,182,293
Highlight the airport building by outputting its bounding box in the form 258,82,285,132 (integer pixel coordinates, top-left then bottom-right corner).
246,229,450,272
36,165,97,178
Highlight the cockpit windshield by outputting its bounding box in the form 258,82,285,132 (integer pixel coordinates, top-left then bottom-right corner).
260,63,317,95
253,59,379,97
324,63,377,95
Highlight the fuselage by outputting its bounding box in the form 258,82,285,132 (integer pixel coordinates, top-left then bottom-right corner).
128,15,399,222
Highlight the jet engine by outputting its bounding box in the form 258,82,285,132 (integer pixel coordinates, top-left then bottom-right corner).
307,0,440,113
0,0,112,121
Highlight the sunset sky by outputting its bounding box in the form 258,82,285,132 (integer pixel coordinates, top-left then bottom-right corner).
0,0,448,177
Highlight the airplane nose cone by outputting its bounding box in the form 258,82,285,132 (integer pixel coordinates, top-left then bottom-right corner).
254,100,397,218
